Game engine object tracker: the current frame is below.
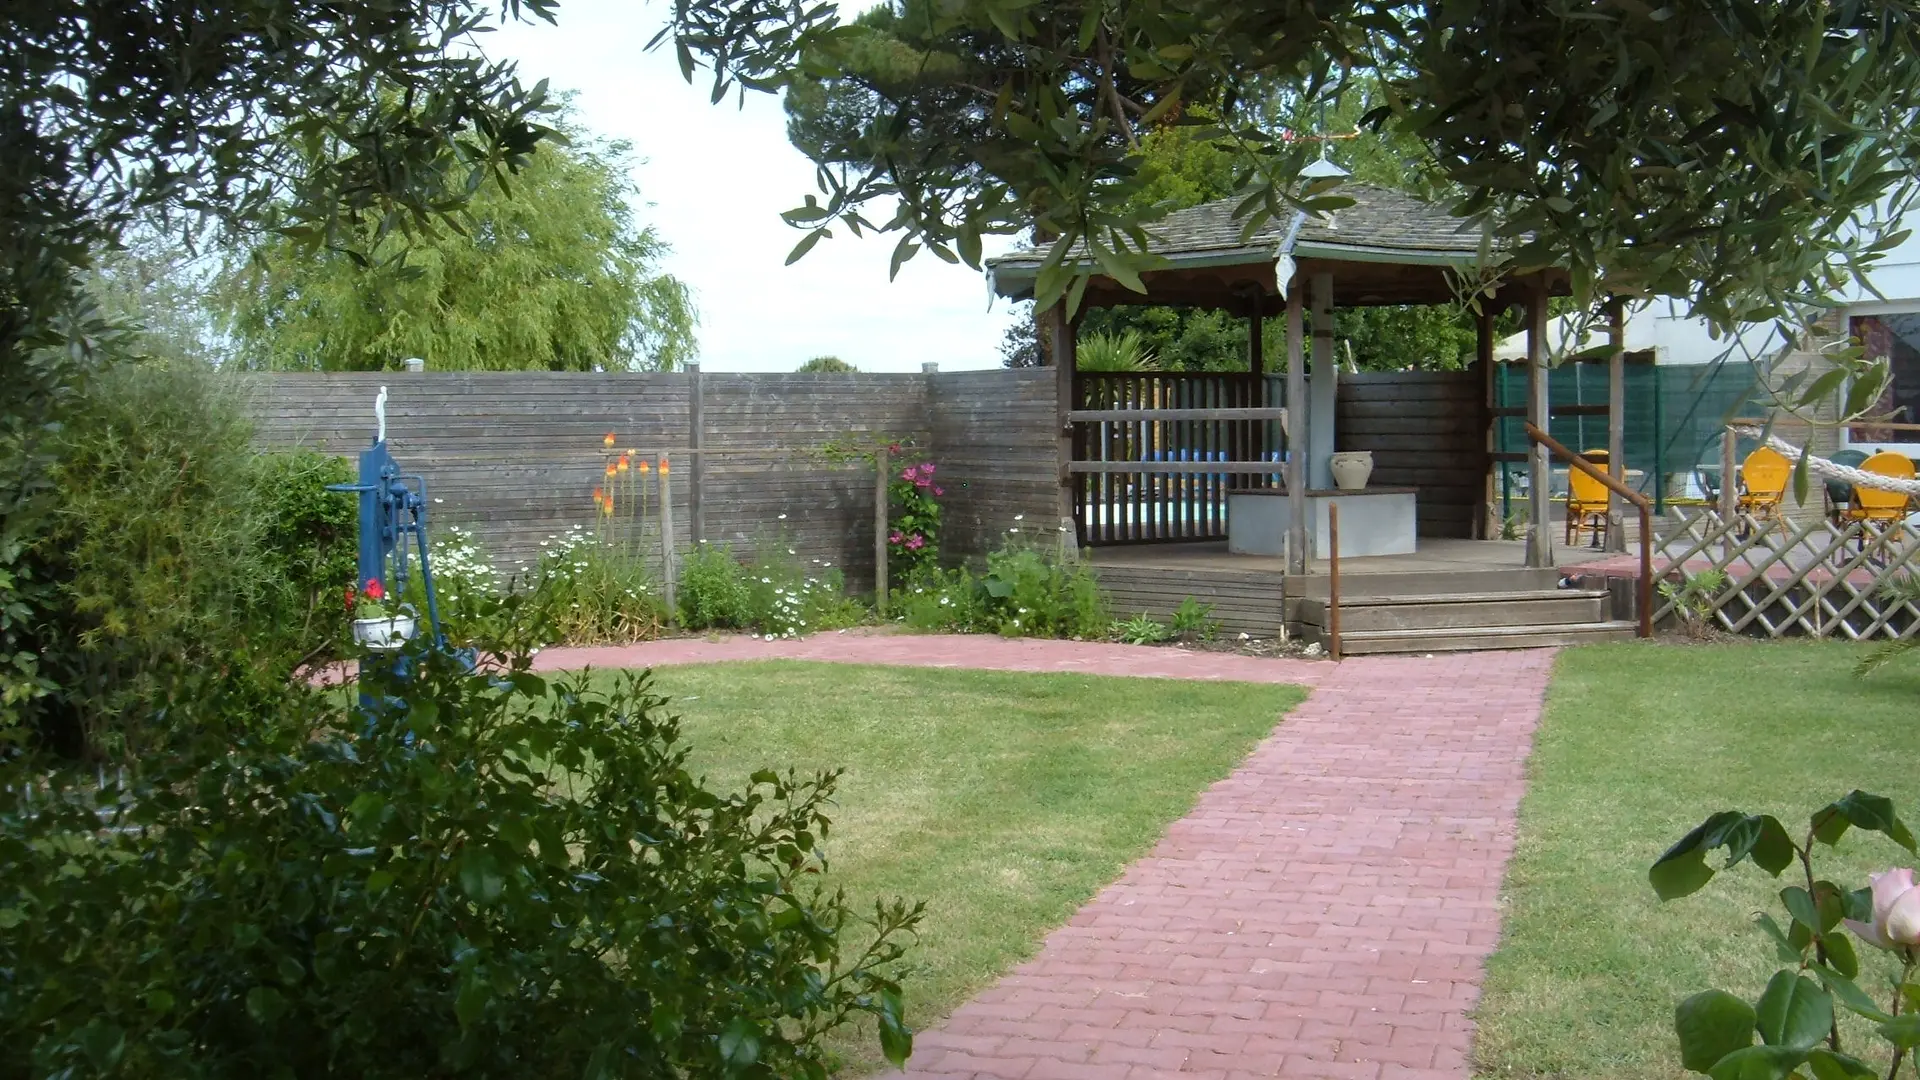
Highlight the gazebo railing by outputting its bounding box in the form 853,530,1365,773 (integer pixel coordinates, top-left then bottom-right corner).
1069,372,1284,545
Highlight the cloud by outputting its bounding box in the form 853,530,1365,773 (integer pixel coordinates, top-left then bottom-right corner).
483,0,1020,372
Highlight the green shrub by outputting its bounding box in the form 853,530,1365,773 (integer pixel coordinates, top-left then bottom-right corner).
742,541,867,638
1111,612,1171,645
679,543,753,630
14,363,351,757
0,637,922,1077
519,524,666,645
892,535,1108,639
251,448,356,656
1170,597,1218,642
979,539,1108,638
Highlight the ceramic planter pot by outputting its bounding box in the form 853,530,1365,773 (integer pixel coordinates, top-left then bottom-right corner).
1328,451,1374,491
352,613,417,651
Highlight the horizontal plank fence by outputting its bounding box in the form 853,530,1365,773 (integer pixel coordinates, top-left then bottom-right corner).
244,369,1057,584
1335,368,1490,539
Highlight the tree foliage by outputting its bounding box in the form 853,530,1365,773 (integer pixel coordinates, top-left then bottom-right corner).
0,0,555,732
705,0,1920,332
2,644,921,1076
797,355,858,372
223,119,697,371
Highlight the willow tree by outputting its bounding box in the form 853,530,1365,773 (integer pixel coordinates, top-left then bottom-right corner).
222,122,697,371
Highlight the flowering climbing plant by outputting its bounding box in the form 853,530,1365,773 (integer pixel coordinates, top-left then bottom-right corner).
1650,791,1920,1079
888,453,942,585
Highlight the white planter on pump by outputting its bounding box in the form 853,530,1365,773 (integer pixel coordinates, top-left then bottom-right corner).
1328,451,1374,491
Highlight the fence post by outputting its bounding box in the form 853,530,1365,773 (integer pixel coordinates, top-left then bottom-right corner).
1718,427,1737,523
874,447,890,615
658,453,677,625
687,360,704,545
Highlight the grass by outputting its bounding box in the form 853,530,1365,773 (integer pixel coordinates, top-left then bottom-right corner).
609,661,1307,1074
1473,640,1920,1080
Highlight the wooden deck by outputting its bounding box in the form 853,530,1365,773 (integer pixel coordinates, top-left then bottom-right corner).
1086,539,1625,638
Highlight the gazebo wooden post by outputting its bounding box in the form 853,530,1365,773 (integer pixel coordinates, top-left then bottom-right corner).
1309,273,1336,493
1046,303,1078,543
1475,304,1496,539
1605,296,1627,553
1285,282,1307,575
1525,278,1554,568
1247,301,1264,371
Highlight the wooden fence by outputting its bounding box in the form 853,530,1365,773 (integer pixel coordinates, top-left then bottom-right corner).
1651,508,1920,639
1335,368,1489,539
245,369,1058,583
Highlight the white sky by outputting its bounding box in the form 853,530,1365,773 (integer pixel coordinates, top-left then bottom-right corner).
483,1,1019,372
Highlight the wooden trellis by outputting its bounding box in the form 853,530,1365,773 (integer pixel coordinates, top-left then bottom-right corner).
1651,509,1920,639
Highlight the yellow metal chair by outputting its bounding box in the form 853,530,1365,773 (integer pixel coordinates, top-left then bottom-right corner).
1564,449,1611,547
1736,447,1791,524
1844,451,1916,536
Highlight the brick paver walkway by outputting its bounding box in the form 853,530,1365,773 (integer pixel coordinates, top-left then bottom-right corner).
534,635,1555,1080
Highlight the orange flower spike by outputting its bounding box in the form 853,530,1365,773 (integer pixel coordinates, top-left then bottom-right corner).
605,462,617,478
603,432,616,448
658,457,670,474
636,459,651,474
617,454,630,473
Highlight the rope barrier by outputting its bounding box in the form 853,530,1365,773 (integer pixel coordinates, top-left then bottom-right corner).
1728,425,1920,495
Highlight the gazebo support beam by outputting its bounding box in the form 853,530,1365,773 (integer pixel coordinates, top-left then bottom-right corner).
1605,296,1628,553
1525,280,1554,568
1285,282,1307,575
1046,303,1078,547
1475,303,1495,539
1309,273,1336,493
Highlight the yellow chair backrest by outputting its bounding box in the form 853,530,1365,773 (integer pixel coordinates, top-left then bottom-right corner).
1741,447,1791,498
1855,451,1916,514
1568,451,1609,506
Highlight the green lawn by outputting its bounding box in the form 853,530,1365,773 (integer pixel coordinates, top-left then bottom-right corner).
608,661,1307,1073
1473,641,1920,1080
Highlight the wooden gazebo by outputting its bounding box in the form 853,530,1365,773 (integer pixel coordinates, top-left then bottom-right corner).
986,183,1618,574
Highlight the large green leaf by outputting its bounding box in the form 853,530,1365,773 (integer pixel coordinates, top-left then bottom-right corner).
1811,791,1917,852
1676,989,1757,1073
1707,1045,1808,1080
1877,1014,1920,1050
1754,970,1832,1049
1805,1048,1876,1080
1652,811,1796,899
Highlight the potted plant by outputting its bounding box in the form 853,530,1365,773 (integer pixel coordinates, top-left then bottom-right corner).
349,578,416,650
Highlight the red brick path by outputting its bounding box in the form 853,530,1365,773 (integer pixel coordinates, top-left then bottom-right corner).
535,635,1553,1080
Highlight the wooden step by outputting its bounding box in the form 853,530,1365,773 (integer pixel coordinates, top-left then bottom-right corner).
1301,591,1609,632
1286,567,1565,599
1329,620,1639,655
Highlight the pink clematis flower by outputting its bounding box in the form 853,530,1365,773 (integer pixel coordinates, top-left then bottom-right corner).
900,467,916,481
933,486,944,496
905,534,926,550
1845,867,1920,950
889,531,903,544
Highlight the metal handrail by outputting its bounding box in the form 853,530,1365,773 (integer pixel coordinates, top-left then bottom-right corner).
1524,422,1654,638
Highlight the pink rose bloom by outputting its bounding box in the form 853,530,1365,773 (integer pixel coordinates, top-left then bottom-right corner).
1845,867,1920,950
906,534,925,550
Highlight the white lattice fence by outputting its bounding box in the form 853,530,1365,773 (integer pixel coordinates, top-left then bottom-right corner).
1652,509,1920,639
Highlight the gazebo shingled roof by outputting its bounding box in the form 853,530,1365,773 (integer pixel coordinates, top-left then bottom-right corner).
987,183,1561,312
